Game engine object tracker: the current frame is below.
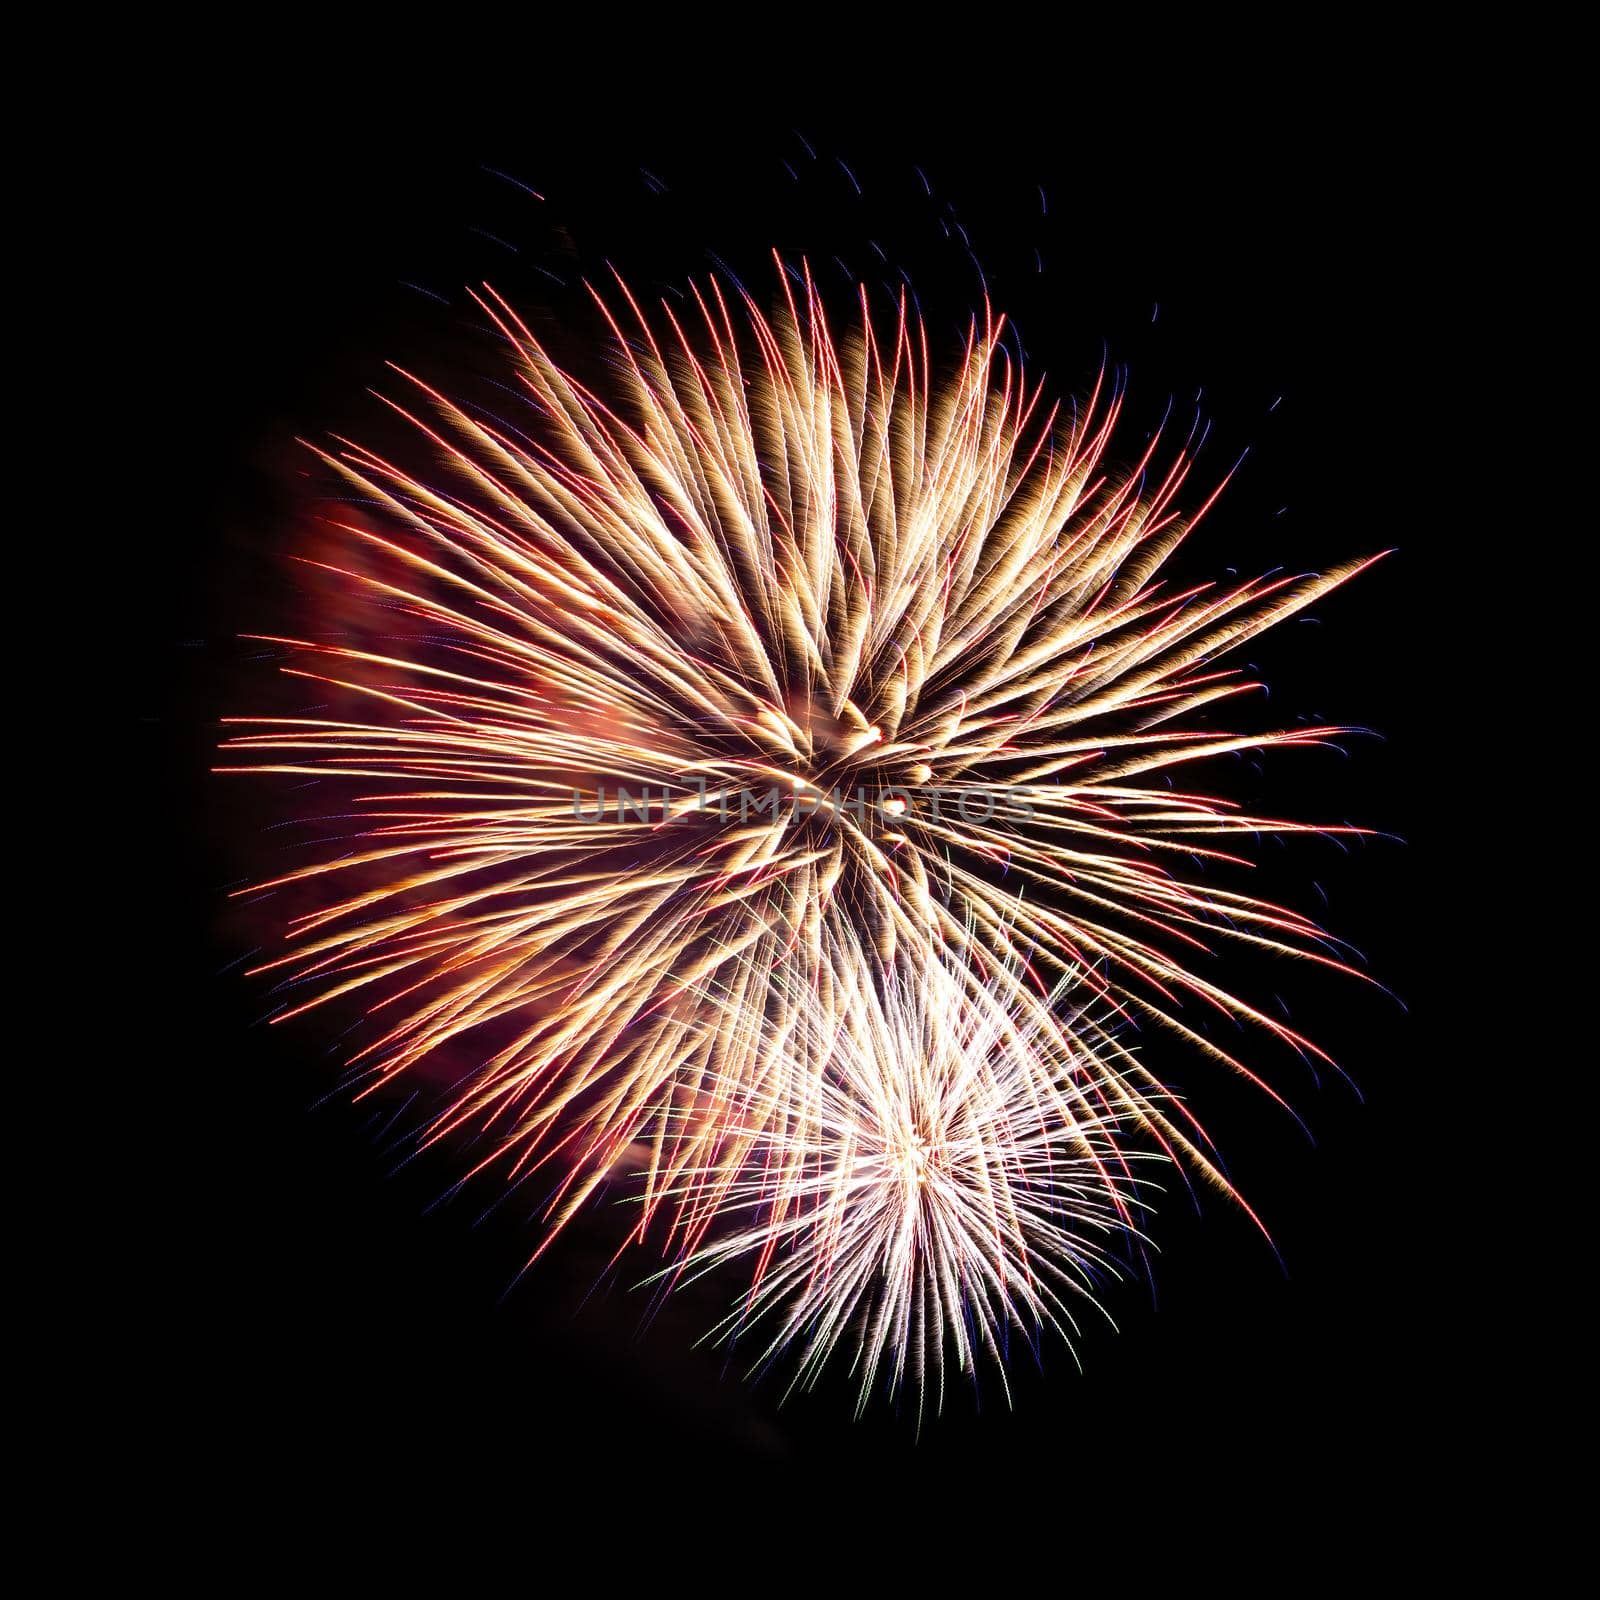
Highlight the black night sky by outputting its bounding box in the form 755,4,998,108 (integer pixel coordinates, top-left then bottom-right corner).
130,89,1445,1527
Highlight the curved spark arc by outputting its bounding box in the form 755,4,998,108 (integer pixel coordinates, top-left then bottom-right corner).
220,256,1378,1277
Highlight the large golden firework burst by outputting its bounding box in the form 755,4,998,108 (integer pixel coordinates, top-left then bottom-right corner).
222,258,1381,1396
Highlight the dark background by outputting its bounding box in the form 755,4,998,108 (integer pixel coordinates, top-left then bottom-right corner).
131,98,1442,1516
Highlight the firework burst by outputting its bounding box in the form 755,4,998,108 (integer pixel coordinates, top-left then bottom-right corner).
221,256,1380,1394
651,929,1151,1418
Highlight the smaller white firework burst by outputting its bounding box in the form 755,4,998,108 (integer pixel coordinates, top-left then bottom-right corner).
648,931,1164,1418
